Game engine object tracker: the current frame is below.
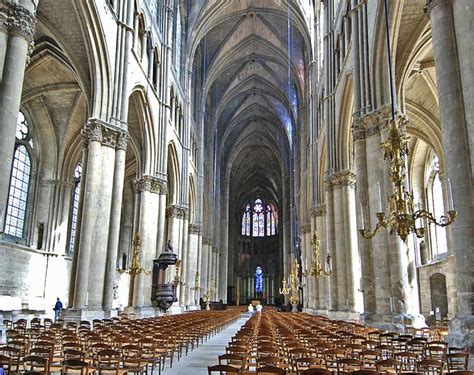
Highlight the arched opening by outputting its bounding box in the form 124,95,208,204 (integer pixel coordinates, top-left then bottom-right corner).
429,273,448,321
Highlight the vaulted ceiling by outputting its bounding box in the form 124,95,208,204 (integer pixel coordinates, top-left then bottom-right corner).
189,0,312,216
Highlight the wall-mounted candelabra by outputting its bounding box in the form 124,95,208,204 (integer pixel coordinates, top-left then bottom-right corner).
303,232,332,278
118,233,151,306
191,271,200,306
279,259,300,312
359,119,456,242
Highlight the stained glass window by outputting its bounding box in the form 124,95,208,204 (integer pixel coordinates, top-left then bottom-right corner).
68,163,82,254
241,199,278,237
5,112,32,238
255,266,263,293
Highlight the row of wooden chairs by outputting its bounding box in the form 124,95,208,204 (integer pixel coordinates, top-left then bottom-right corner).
208,311,471,375
1,309,241,374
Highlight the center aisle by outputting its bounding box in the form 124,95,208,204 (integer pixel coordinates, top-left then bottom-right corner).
162,315,248,375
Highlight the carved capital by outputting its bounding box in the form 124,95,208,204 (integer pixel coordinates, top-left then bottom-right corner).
330,170,357,189
314,203,327,217
300,223,311,234
166,205,188,219
0,4,9,34
188,223,202,235
82,119,103,145
116,131,130,151
9,4,35,42
352,119,366,141
135,175,165,194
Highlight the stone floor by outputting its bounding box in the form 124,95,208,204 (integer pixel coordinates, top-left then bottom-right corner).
161,315,248,374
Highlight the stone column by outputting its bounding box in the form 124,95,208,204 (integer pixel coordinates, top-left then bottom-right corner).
200,236,211,295
325,179,338,310
186,224,201,307
103,131,129,310
352,118,376,319
340,171,360,313
0,2,35,234
73,121,105,309
314,204,328,312
179,213,189,306
155,188,168,257
166,205,187,303
364,116,393,320
132,176,162,307
426,0,474,348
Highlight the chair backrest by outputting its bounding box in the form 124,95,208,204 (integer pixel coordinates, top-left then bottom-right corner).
257,365,287,374
302,368,332,375
447,352,469,371
376,358,402,374
63,359,90,375
417,358,444,375
22,355,48,374
208,364,240,374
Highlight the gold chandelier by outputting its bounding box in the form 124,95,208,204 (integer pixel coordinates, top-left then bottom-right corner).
279,259,300,304
359,118,456,242
303,232,332,278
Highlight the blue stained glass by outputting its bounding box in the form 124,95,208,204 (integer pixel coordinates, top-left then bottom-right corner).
255,266,263,293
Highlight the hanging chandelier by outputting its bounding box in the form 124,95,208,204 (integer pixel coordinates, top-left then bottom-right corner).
359,0,456,242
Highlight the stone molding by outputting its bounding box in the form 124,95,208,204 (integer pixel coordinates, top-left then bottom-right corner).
424,0,452,15
0,3,35,42
352,120,366,141
135,175,166,194
188,223,201,235
81,119,129,150
41,178,74,188
166,205,188,219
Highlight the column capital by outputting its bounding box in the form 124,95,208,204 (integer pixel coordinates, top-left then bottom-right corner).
326,170,357,190
424,0,452,15
352,119,366,141
82,119,130,150
166,204,188,219
0,3,36,42
135,175,166,194
188,223,202,235
300,223,311,234
312,203,327,217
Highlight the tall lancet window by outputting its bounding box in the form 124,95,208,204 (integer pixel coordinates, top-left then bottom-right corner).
255,266,263,293
241,199,278,237
5,112,33,238
68,163,82,254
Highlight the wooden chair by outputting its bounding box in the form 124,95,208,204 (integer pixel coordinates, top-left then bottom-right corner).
0,354,12,374
376,358,402,374
447,372,474,375
294,356,323,374
446,353,469,371
62,359,94,374
257,365,287,374
417,358,444,375
96,349,126,375
22,355,49,375
219,353,247,371
395,351,418,372
337,358,362,375
208,364,240,374
301,368,332,375
353,371,379,375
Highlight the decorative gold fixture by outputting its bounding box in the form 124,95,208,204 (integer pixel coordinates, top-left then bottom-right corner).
303,232,332,278
191,271,200,292
279,278,290,296
119,232,151,306
173,259,182,287
359,119,456,242
289,259,299,305
203,277,216,310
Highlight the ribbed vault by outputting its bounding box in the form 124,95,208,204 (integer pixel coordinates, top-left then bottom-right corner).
189,0,312,301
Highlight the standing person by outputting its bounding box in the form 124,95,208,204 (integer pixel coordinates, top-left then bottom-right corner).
53,297,63,322
247,303,254,316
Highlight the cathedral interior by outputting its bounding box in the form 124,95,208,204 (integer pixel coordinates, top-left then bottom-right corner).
0,0,473,368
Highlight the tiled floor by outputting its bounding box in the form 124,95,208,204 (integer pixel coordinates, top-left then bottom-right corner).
162,316,248,374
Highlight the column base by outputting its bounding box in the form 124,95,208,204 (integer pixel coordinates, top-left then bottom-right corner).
446,315,474,369
170,302,184,315
362,312,426,331
314,309,331,316
302,308,315,314
187,305,199,311
123,306,161,319
62,308,118,323
327,310,362,322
